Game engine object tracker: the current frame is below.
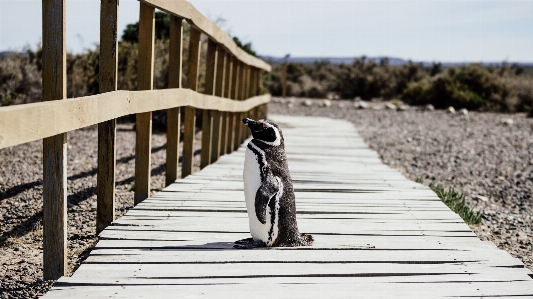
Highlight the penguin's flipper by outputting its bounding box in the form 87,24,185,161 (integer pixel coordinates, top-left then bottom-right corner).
255,173,280,224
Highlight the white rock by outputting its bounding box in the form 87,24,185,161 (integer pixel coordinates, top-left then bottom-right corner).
358,100,369,109
459,108,468,116
385,103,397,110
373,105,383,111
501,118,513,126
475,195,489,202
302,99,313,107
322,99,332,107
398,105,409,111
288,103,293,108
425,104,435,111
447,106,456,114
354,96,362,102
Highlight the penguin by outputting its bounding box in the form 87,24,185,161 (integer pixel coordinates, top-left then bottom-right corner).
235,118,314,249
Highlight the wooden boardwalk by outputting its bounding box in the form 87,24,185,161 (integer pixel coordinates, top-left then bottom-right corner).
44,115,533,298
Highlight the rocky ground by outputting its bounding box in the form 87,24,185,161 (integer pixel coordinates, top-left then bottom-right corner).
270,97,533,271
0,122,203,299
1,98,532,298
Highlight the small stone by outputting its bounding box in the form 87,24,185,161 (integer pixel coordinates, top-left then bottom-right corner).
447,106,456,114
357,100,369,109
398,105,409,111
385,103,397,110
302,100,312,107
501,118,513,126
459,108,468,116
425,104,435,111
321,99,332,107
475,195,489,202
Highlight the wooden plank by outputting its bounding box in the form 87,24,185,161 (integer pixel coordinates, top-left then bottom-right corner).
0,91,271,150
221,53,233,154
166,15,183,186
138,0,271,72
134,2,155,205
210,47,226,162
200,39,217,169
182,26,201,177
42,0,67,281
42,115,533,297
96,0,119,235
226,112,235,154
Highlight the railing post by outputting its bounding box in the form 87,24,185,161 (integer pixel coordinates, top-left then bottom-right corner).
166,16,183,186
182,26,201,177
222,53,232,155
211,47,226,162
200,39,217,169
232,61,242,151
97,0,119,235
239,63,247,143
225,56,234,154
42,0,67,281
134,2,155,205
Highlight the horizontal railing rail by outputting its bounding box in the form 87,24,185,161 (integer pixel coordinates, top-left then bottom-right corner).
0,91,269,150
0,0,270,281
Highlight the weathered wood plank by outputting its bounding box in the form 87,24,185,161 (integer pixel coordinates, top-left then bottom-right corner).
182,26,201,177
210,47,225,162
96,0,119,235
42,0,67,281
134,2,155,204
200,39,217,169
165,15,183,186
42,115,533,297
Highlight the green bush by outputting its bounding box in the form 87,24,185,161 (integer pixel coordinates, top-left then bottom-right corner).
401,64,511,111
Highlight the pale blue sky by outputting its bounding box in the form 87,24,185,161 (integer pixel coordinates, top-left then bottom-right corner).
1,0,532,62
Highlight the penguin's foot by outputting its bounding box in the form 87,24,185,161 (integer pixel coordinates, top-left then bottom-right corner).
234,237,254,245
233,238,266,249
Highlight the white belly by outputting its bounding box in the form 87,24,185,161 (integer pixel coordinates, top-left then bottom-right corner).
243,146,280,245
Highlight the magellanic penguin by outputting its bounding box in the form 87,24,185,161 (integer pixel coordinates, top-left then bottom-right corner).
235,118,314,249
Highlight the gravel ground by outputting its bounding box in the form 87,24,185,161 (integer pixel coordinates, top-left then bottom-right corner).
270,97,533,271
0,122,203,299
1,99,532,298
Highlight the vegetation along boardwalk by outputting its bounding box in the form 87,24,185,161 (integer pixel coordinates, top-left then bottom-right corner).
43,115,533,298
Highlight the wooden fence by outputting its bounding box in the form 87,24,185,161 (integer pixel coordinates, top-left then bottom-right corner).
0,0,271,280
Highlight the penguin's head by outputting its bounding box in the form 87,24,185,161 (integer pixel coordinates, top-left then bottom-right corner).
242,118,282,146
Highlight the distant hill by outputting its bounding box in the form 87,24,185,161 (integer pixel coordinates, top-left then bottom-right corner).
259,55,533,67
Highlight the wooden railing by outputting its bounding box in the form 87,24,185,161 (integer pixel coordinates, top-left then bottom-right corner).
0,0,270,280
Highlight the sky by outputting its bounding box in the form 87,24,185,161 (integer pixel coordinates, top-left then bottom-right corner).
1,0,532,63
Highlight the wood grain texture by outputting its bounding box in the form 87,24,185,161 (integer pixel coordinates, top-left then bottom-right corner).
210,47,226,161
182,106,196,177
42,0,67,281
200,109,213,169
134,2,155,204
138,0,270,72
97,0,119,235
200,39,217,169
166,15,183,186
43,115,533,298
226,112,235,154
182,26,201,177
0,92,270,150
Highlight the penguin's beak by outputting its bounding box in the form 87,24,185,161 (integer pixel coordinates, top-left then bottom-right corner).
242,118,264,132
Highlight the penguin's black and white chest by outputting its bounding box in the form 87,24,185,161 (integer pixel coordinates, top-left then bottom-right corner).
243,142,282,246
